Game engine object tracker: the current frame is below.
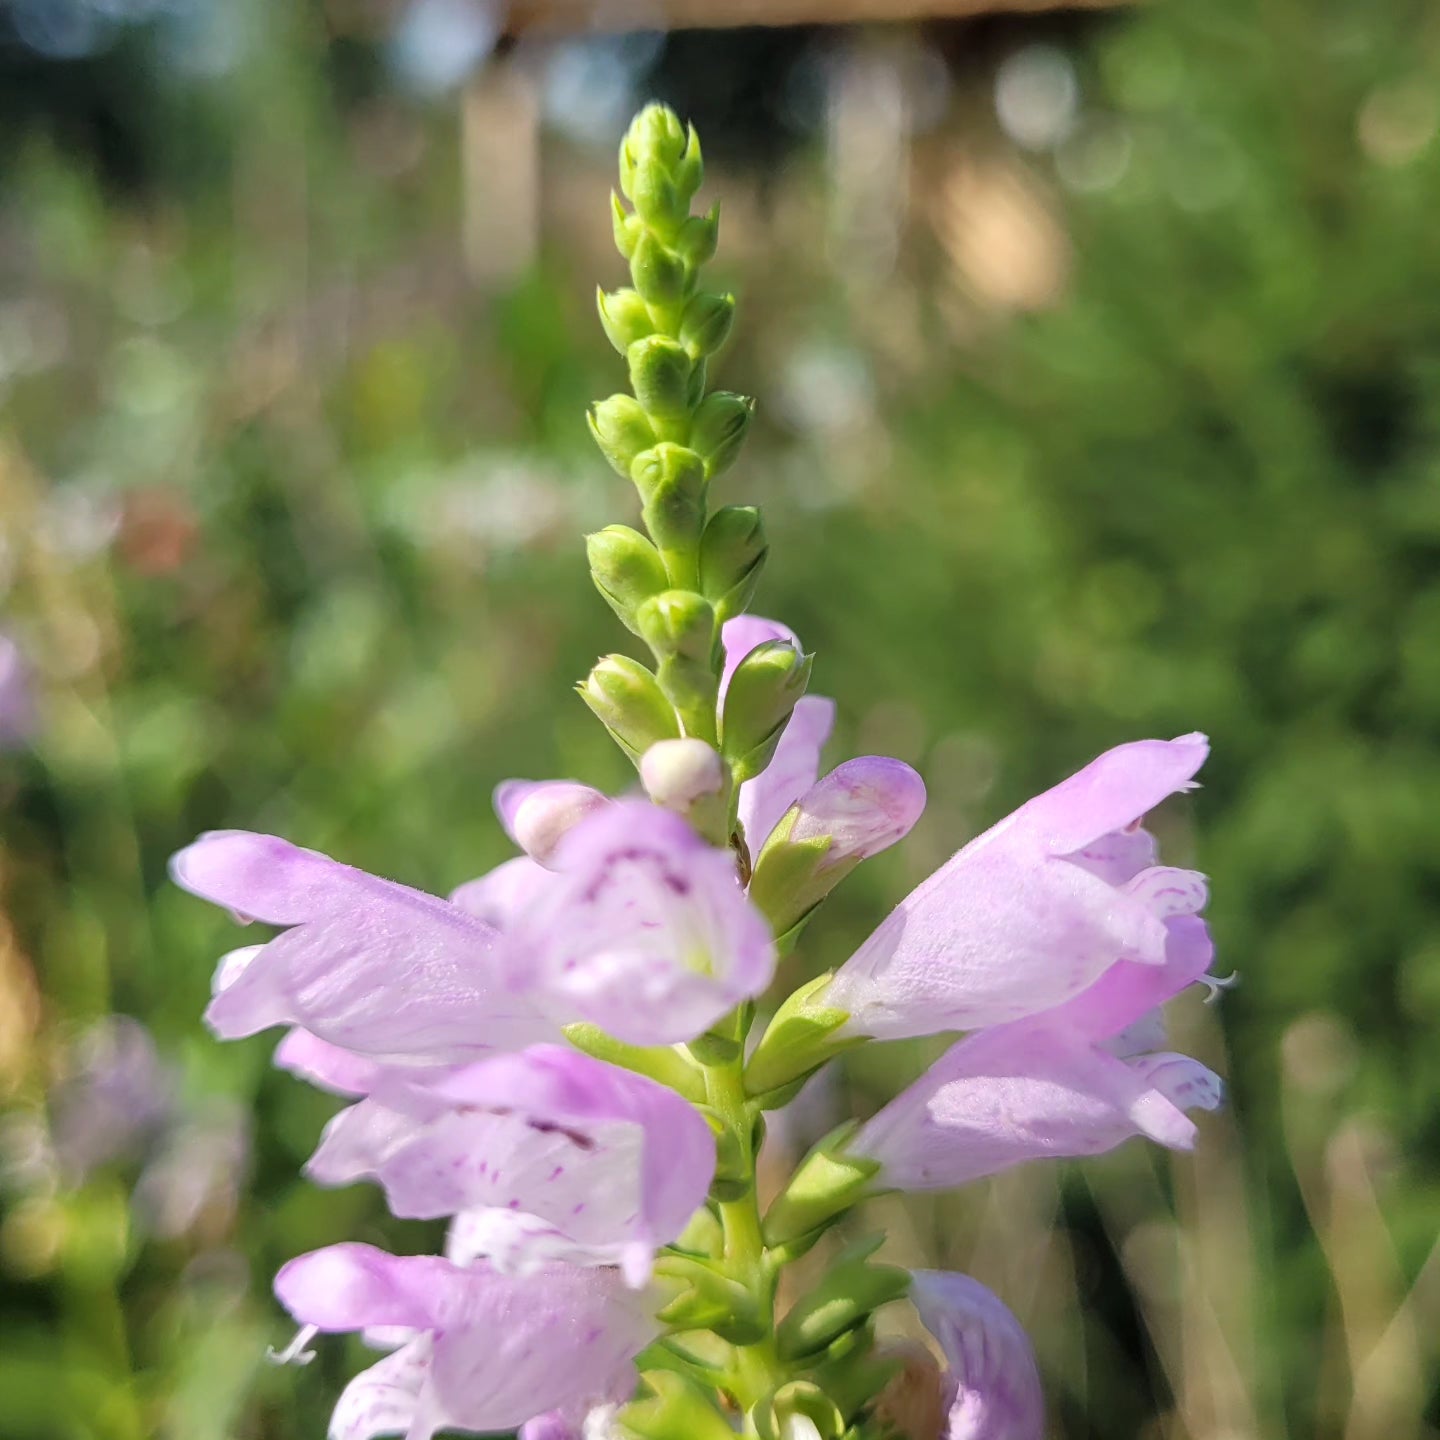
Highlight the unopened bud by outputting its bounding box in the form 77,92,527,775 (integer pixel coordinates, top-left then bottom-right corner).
763,1122,880,1251
622,103,688,188
690,391,753,479
699,505,767,622
641,738,724,810
588,395,656,479
636,590,715,664
627,335,693,420
632,444,706,576
748,758,925,937
597,287,654,354
493,779,609,868
776,1251,910,1362
587,525,670,634
676,205,720,268
753,1382,846,1440
680,291,735,358
611,190,642,261
578,655,680,763
721,639,811,782
629,230,687,307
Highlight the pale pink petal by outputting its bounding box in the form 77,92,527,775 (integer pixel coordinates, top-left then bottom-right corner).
719,614,798,697
274,1029,388,1098
450,855,555,930
275,1244,453,1333
737,695,837,856
503,801,775,1046
330,1336,433,1440
495,781,610,868
785,755,927,862
852,1025,1217,1190
173,833,556,1063
911,1272,1044,1440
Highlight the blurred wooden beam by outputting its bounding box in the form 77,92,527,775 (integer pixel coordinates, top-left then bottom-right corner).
506,0,1127,33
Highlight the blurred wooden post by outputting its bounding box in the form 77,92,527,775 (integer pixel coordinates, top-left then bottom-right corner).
462,59,540,287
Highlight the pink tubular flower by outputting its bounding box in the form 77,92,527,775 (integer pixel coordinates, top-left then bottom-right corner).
911,1272,1044,1440
825,734,1211,1039
495,780,610,867
500,799,776,1046
306,1045,715,1285
850,916,1223,1190
172,832,558,1064
779,755,927,863
275,1243,654,1440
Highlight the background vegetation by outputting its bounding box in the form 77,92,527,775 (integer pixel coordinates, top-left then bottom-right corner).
2,0,1438,1436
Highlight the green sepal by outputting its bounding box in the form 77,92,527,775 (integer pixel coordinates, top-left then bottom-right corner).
753,1382,846,1440
577,654,680,764
617,1370,737,1440
744,970,863,1101
747,810,867,943
612,190,642,260
699,505,767,623
562,1022,703,1102
690,391,753,479
671,1203,724,1259
721,641,812,782
588,394,657,479
653,1253,766,1344
676,205,720,268
802,1321,903,1428
694,1102,754,1202
643,1331,730,1389
587,525,671,636
674,123,704,205
630,230,688,307
628,336,693,420
680,291,736,359
597,286,655,353
776,1256,910,1362
762,1121,882,1249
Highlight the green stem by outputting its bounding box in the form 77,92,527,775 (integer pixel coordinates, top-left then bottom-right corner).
702,1044,783,1420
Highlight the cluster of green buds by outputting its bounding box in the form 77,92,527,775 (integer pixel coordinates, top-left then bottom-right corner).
579,105,808,852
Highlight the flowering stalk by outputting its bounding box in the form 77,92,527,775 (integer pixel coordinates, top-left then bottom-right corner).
171,102,1228,1440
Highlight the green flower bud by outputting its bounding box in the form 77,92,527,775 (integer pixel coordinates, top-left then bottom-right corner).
753,1382,846,1440
690,391,754,479
676,205,720,268
776,1251,910,1363
611,190,642,261
631,157,685,235
618,1371,736,1440
597,286,655,354
577,654,680,763
698,1103,756,1203
763,1121,881,1252
674,124,704,205
587,525,671,635
630,230,688,308
721,639,811,782
633,444,707,581
622,103,688,185
653,1253,766,1345
637,590,715,664
628,335,693,420
699,505,767,622
679,291,735,359
588,394,657,479
744,971,860,1102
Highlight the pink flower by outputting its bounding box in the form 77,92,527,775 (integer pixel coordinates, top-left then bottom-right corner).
850,916,1223,1189
826,735,1211,1038
778,755,927,863
172,832,557,1064
499,800,776,1046
911,1271,1044,1440
275,1243,654,1440
495,780,610,867
306,1045,714,1285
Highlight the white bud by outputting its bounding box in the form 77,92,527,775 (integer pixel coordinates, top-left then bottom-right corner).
640,738,725,810
494,779,609,867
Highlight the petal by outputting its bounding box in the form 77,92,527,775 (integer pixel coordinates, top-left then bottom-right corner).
910,1273,1044,1440
504,801,776,1046
173,832,555,1062
274,1029,389,1097
1035,914,1215,1044
424,1264,656,1433
1012,733,1209,859
329,1336,433,1440
737,695,836,855
450,855,555,930
720,614,798,697
275,1244,454,1333
496,781,610,867
308,1048,714,1278
852,1025,1214,1191
785,755,927,862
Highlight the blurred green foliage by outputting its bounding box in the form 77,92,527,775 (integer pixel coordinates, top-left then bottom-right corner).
2,0,1439,1436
